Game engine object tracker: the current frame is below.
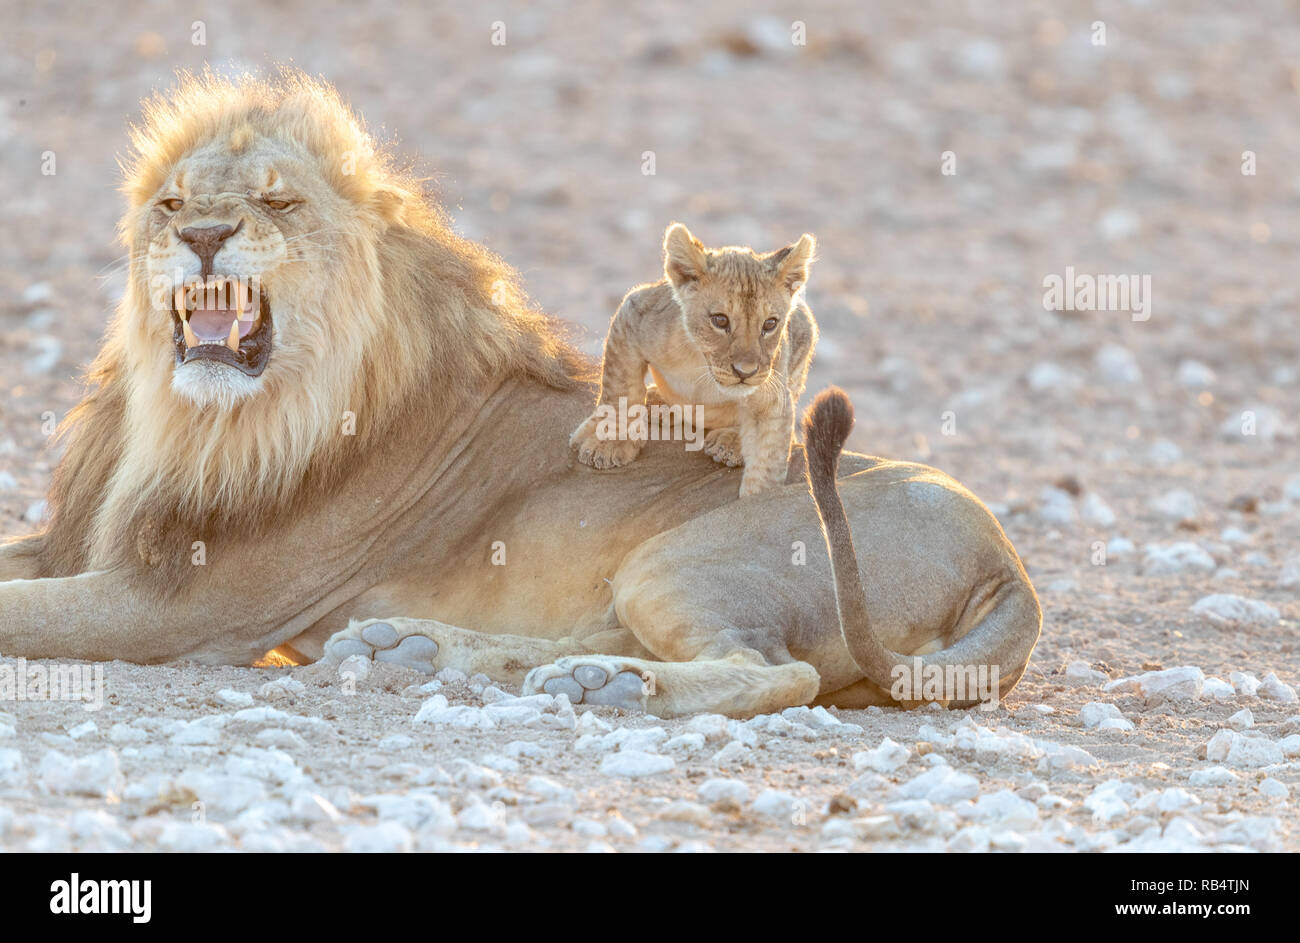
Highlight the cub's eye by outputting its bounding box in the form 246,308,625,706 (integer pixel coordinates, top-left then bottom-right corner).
158,198,184,212
263,198,296,211
762,317,779,332
709,313,730,331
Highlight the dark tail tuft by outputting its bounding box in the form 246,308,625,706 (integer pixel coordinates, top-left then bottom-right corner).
802,386,855,485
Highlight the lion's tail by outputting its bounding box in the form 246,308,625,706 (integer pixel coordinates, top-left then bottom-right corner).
802,387,1040,704
802,388,902,691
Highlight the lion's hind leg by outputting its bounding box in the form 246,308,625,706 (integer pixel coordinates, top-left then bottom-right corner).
522,652,819,719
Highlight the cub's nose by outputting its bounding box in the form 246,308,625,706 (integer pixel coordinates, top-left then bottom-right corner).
179,222,241,276
731,361,759,380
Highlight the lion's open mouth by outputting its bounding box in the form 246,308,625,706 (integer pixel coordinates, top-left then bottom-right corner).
170,277,273,377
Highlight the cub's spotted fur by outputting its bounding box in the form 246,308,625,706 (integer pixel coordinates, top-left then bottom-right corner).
571,223,818,496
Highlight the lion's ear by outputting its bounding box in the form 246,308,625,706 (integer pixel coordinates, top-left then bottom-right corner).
663,222,707,287
771,233,815,293
370,185,407,225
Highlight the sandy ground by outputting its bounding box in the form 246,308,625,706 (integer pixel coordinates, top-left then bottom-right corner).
0,1,1297,851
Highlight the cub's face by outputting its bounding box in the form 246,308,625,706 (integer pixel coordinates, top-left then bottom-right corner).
663,224,815,395
135,132,361,408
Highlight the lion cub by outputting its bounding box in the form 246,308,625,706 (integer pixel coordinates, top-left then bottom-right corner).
571,223,818,497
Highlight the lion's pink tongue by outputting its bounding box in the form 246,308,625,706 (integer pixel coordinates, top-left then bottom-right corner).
189,306,254,343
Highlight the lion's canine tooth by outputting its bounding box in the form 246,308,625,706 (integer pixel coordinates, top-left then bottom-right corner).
183,319,199,349
226,319,240,352
174,286,186,314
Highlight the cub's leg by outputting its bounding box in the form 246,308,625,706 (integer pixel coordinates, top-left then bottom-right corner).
571,297,649,469
703,426,743,467
736,390,795,497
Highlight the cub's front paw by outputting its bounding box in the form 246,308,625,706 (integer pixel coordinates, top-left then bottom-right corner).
703,427,744,467
570,416,644,470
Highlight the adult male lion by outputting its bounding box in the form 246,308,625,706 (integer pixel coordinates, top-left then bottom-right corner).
0,72,1040,717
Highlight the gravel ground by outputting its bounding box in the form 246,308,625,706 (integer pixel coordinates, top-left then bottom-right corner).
0,1,1297,852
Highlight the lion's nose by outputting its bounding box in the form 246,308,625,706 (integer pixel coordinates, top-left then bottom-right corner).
731,361,759,380
179,222,241,277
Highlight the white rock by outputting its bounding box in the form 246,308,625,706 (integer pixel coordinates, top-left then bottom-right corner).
1148,439,1183,465
1176,359,1216,389
1258,673,1298,704
1190,764,1237,785
0,748,25,785
259,677,305,700
1038,486,1078,525
1083,780,1138,823
1080,493,1116,527
711,741,754,768
852,737,910,773
1081,697,1123,728
1106,536,1135,558
1212,731,1284,768
1027,361,1078,393
969,790,1039,829
1229,672,1261,696
413,695,494,729
1279,556,1300,589
216,688,254,708
174,770,267,814
1286,474,1300,502
698,778,750,805
344,822,414,852
1227,709,1253,731
599,751,675,778
1095,344,1142,384
1143,542,1214,575
1148,490,1198,522
1104,666,1204,702
751,789,800,820
1191,594,1280,629
67,720,97,740
1202,677,1235,699
1098,207,1140,241
894,766,979,804
1259,778,1288,800
1278,735,1300,758
38,749,122,798
159,822,230,852
1066,661,1108,684
1188,766,1239,786
685,714,730,741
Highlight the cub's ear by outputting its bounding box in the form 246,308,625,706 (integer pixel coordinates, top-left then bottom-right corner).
663,222,708,287
771,233,816,293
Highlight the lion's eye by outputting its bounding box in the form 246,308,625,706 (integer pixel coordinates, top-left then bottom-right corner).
263,198,295,211
709,313,730,331
159,198,184,212
762,317,779,332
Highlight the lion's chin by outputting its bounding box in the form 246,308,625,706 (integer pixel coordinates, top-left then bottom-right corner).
172,359,264,409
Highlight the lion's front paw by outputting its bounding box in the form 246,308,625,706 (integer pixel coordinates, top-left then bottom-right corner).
324,619,441,673
703,427,744,467
570,415,644,470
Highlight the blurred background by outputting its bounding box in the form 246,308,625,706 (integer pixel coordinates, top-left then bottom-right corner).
1,2,1297,650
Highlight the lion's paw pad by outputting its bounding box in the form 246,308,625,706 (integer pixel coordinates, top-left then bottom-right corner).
525,659,647,710
324,622,440,673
